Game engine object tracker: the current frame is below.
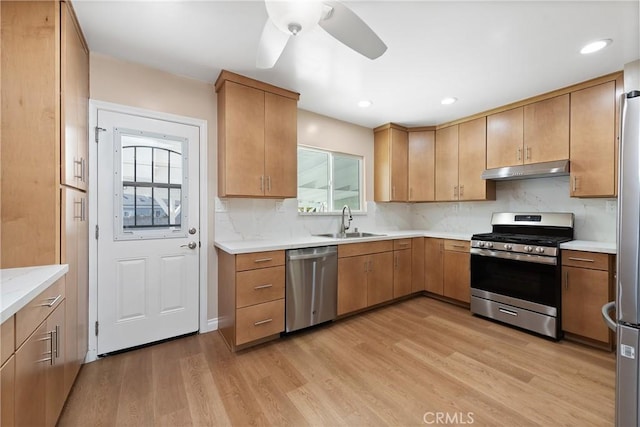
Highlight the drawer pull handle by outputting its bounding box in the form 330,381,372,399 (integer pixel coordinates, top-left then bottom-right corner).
499,308,518,317
254,284,273,290
39,294,62,307
451,244,466,249
36,356,53,364
254,258,273,263
568,257,594,263
254,318,273,326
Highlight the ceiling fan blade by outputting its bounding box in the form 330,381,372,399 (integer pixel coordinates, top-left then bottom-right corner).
256,19,291,69
318,1,387,60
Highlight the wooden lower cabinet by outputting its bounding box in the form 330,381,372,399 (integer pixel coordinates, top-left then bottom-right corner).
337,241,394,315
393,245,413,298
368,252,394,305
338,255,369,314
561,250,615,348
15,301,66,427
425,238,444,295
424,238,470,304
1,356,15,426
218,249,285,351
411,238,425,293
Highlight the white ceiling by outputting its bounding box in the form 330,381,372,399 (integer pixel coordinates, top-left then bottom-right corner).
72,1,639,129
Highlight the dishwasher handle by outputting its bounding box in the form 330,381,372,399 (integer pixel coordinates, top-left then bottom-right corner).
287,252,333,261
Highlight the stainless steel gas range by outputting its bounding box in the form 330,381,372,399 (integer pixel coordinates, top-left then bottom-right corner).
470,212,574,339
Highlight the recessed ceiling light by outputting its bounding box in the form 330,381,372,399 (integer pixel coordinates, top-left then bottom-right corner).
580,39,612,54
441,97,457,105
358,100,373,108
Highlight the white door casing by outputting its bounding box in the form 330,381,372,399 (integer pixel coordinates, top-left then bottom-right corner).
95,108,201,355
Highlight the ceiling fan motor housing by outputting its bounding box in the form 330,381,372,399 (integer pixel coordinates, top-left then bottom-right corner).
265,0,323,35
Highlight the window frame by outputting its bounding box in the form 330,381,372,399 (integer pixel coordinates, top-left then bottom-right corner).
297,145,365,215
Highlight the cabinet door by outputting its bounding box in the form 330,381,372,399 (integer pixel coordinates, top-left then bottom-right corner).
487,107,524,169
570,81,617,197
46,302,66,427
61,2,89,191
1,355,15,427
393,249,413,298
562,266,610,343
408,130,435,202
425,239,444,295
390,128,409,202
264,92,297,198
220,81,265,197
443,250,470,303
368,252,394,306
15,322,48,427
411,237,425,293
435,125,459,201
337,256,368,315
459,117,494,201
524,94,569,164
77,192,89,374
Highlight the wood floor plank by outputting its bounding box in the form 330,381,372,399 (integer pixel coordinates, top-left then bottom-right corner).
58,296,615,426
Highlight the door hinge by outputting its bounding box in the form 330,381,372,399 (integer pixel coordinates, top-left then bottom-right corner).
95,321,99,336
95,126,106,143
95,225,99,240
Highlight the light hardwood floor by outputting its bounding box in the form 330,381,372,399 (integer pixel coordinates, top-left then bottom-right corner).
58,297,615,426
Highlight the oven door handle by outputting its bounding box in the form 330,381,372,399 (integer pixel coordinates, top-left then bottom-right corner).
470,248,557,265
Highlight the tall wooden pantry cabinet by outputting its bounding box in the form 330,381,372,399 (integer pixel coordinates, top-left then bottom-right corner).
1,0,90,421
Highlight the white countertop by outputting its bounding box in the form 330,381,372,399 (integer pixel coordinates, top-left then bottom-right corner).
215,230,476,254
1,264,68,323
216,230,616,255
560,240,616,254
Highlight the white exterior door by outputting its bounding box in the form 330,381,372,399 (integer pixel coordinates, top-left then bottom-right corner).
96,109,199,354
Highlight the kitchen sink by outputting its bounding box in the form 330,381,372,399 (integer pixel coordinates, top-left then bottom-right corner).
314,232,385,239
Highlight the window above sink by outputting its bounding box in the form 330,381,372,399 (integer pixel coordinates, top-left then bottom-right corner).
297,146,364,215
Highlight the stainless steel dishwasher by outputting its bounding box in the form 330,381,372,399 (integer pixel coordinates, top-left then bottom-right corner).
285,246,338,332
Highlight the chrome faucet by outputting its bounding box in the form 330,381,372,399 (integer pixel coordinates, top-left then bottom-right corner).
340,205,352,236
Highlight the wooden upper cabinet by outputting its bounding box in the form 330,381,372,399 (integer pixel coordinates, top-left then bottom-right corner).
523,94,569,164
264,92,298,198
408,130,435,202
61,2,89,192
486,107,524,169
458,117,495,201
435,125,459,201
570,80,618,198
216,71,299,198
374,124,408,202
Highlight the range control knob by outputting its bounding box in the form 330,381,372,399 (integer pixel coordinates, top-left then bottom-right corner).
535,247,545,254
524,246,533,252
486,242,494,249
477,241,485,248
504,244,513,250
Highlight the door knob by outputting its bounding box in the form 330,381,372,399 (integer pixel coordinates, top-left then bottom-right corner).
181,241,197,250
188,227,197,235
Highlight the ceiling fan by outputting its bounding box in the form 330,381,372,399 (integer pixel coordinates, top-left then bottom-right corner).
256,0,387,69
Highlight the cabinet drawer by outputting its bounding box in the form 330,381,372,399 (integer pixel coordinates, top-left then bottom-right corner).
236,251,285,271
444,240,470,252
338,240,393,258
235,299,284,345
236,266,285,308
562,250,610,270
15,276,65,348
1,316,15,366
394,239,412,250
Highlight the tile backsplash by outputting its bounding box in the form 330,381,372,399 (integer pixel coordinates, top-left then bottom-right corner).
215,176,616,243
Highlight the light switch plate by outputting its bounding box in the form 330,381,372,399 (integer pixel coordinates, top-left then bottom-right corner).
275,201,286,213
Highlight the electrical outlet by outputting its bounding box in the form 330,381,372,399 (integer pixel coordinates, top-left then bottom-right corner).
606,200,617,213
215,199,228,212
275,201,286,213
452,203,459,213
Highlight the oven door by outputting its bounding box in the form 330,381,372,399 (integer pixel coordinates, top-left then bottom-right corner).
470,248,560,310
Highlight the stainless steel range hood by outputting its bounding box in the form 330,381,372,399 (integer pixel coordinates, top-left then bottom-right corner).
481,159,570,181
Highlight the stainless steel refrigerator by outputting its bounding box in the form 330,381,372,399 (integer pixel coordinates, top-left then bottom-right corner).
603,89,640,426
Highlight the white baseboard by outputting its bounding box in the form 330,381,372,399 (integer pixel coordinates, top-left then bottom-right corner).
202,317,219,333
